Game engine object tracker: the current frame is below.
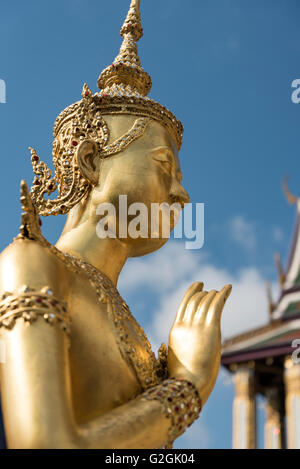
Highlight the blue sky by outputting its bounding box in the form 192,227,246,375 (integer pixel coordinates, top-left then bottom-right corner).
1,0,300,449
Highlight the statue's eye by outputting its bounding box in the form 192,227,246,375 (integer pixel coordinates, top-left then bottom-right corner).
157,160,172,175
151,149,173,174
153,157,171,168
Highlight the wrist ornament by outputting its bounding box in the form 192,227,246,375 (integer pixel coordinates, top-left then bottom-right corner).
141,376,202,448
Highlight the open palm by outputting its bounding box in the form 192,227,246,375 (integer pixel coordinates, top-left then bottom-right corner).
168,282,232,405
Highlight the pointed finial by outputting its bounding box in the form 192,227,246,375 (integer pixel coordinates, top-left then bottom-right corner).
120,0,143,41
265,281,275,317
282,176,298,205
98,0,152,96
274,252,286,287
81,83,92,100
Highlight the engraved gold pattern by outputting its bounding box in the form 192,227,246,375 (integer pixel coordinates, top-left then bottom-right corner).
0,286,70,333
28,0,183,219
60,250,160,391
30,103,150,216
141,377,201,448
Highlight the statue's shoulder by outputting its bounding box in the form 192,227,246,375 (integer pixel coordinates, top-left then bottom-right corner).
0,181,66,295
0,238,57,278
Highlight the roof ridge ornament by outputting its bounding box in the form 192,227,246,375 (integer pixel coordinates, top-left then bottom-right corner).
282,176,299,205
265,281,275,317
274,252,286,287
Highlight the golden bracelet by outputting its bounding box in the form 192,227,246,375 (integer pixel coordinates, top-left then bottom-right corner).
141,377,202,448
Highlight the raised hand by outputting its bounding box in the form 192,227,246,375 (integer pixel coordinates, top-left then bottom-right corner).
168,282,232,405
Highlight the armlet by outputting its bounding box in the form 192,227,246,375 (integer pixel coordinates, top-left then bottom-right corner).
141,377,202,448
0,285,70,334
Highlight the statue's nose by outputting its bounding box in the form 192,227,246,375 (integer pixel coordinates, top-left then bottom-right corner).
169,179,190,206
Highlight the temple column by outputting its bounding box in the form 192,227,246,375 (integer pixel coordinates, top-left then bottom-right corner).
284,356,300,449
232,365,256,449
264,388,284,449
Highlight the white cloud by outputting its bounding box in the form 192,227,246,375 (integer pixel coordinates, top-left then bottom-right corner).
119,242,201,294
118,240,270,448
228,215,257,251
119,240,269,352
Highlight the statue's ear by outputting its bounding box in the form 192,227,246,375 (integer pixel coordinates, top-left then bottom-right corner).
75,139,99,185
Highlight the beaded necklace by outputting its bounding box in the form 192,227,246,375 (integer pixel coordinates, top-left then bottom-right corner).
56,250,160,391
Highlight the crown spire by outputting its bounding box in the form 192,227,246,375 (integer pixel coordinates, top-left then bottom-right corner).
97,0,152,96
34,0,183,217
120,0,143,42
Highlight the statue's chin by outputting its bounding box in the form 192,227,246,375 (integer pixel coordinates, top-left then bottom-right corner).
128,236,170,258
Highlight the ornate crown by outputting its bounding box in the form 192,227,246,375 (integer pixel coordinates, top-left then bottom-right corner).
30,0,183,216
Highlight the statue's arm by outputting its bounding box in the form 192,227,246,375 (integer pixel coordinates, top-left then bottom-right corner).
0,240,198,449
1,319,171,448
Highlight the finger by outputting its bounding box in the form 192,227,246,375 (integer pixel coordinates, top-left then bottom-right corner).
194,290,217,324
183,291,208,323
175,282,204,322
206,284,232,325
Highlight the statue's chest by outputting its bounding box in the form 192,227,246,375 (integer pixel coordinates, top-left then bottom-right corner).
63,255,160,422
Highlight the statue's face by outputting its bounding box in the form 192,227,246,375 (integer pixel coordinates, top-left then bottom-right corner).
86,115,190,257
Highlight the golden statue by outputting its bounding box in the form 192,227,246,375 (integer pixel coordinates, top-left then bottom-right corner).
0,0,231,449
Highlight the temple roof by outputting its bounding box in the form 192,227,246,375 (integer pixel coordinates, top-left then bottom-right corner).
278,200,300,289
272,195,300,321
222,183,300,365
222,318,300,365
